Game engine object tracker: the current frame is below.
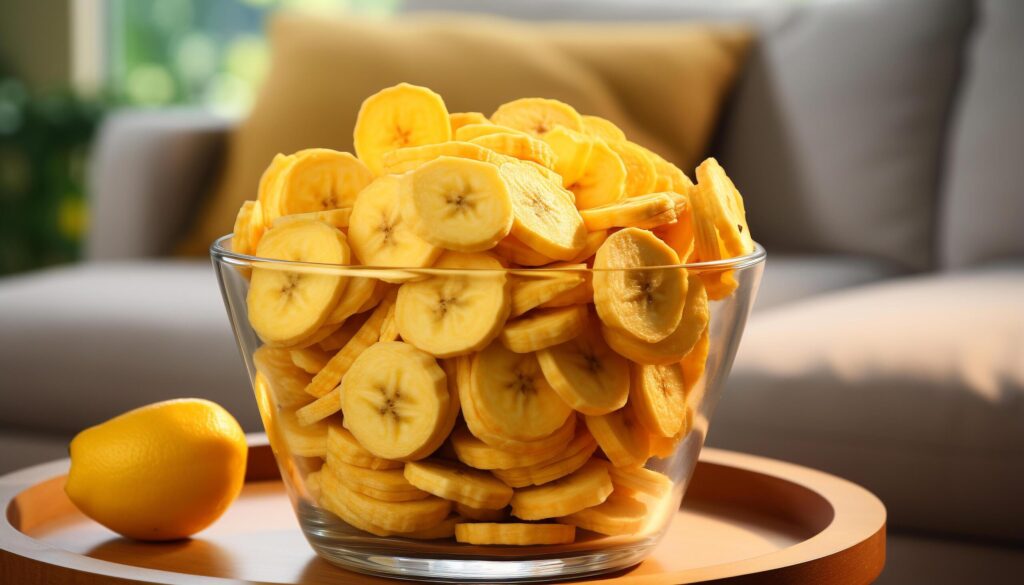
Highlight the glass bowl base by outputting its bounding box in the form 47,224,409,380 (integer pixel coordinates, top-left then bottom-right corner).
299,502,655,582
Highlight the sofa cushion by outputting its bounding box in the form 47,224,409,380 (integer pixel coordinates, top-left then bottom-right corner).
940,0,1024,268
87,110,230,261
753,254,906,310
0,262,258,434
710,266,1024,540
179,12,750,253
401,0,775,22
716,0,971,270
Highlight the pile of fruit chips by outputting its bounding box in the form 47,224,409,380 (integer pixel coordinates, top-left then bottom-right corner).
234,83,754,546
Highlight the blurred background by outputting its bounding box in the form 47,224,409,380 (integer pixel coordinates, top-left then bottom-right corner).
1,1,1022,583
0,0,394,276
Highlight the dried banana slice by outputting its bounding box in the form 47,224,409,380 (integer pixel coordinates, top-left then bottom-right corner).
415,358,464,460
348,175,442,269
642,146,693,194
469,341,573,442
602,273,709,365
494,235,557,267
321,470,459,539
510,458,613,520
537,276,593,309
631,362,688,438
457,354,577,456
319,467,392,537
608,466,673,500
275,149,373,216
409,157,513,252
380,141,502,174
567,140,626,209
593,227,687,344
404,459,514,510
341,341,449,461
256,153,296,226
323,466,452,533
272,208,352,230
499,305,588,353
469,133,556,169
492,425,597,488
652,194,695,262
460,372,578,455
455,522,575,546
558,491,648,536
449,111,490,133
580,192,678,231
305,470,322,502
700,268,740,301
396,514,461,540
500,162,587,261
683,326,710,397
317,314,365,352
509,264,586,317
295,388,342,427
332,459,430,502
537,320,630,415
305,297,393,398
354,83,451,175
543,125,594,187
253,346,314,409
607,140,658,198
231,200,265,256
449,425,559,470
378,301,400,342
580,115,626,142
327,422,402,471
273,403,328,457
395,251,510,358
454,122,528,142
325,277,379,326
584,403,651,468
491,97,583,137
289,346,332,375
695,157,753,257
247,220,349,346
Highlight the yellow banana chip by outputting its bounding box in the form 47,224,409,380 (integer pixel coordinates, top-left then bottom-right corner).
354,83,451,175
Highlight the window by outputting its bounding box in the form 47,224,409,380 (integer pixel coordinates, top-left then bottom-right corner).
104,0,400,114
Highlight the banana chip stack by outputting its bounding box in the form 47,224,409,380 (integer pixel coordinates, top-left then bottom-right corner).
232,83,755,546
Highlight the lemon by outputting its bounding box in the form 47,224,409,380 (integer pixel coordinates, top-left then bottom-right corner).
65,398,247,541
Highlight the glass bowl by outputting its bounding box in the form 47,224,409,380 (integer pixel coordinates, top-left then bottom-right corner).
212,234,764,582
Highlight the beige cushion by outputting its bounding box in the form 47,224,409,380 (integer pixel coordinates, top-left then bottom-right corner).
712,266,1024,540
179,12,750,254
87,110,230,260
753,254,906,310
716,0,971,270
940,0,1024,268
0,261,258,434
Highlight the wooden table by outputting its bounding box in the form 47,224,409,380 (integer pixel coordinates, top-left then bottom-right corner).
1,438,885,584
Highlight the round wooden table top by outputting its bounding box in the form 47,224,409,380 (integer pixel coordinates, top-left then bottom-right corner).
1,437,885,584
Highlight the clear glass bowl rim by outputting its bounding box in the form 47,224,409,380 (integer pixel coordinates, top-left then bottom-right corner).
210,233,766,275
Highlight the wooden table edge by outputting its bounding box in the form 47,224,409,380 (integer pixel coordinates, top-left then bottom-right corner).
1,437,886,585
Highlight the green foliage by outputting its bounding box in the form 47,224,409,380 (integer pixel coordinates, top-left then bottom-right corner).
108,0,396,113
2,0,399,275
0,78,104,275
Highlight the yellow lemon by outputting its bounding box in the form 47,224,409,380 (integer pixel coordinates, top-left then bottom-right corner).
65,398,247,541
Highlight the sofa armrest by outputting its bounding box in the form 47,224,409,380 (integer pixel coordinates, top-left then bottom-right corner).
86,110,233,260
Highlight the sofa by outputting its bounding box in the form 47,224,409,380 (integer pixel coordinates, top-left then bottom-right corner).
1,0,1022,582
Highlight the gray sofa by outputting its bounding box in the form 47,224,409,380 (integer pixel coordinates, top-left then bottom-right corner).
1,0,1022,582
